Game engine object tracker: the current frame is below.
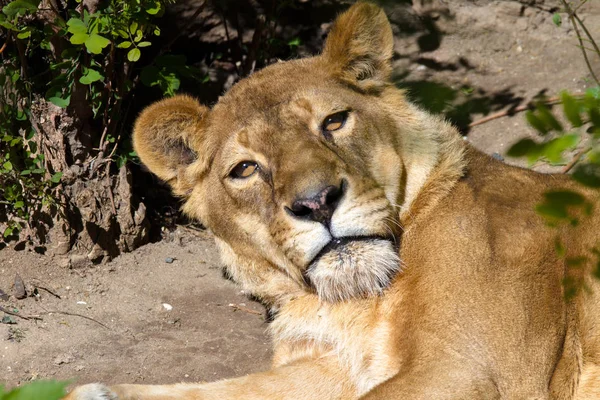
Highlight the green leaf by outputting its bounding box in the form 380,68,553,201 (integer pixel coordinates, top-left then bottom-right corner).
127,48,141,62
162,73,180,96
525,110,548,135
117,41,132,49
552,13,562,27
17,29,31,39
79,68,103,84
46,87,70,108
0,18,17,31
84,33,110,54
3,380,68,400
507,138,538,157
14,201,24,209
573,164,600,188
140,65,159,86
50,172,62,183
288,37,301,47
134,29,143,42
536,190,587,222
129,21,138,34
137,41,151,48
48,95,70,108
116,29,129,39
50,60,73,71
536,104,563,132
20,169,31,176
146,1,162,14
586,86,600,100
66,18,87,34
544,190,585,206
540,134,580,164
3,227,14,238
561,91,583,127
588,150,600,164
536,203,568,219
70,32,89,45
3,161,12,171
2,0,41,17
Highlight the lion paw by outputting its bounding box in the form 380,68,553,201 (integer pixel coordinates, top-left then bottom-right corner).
65,383,118,400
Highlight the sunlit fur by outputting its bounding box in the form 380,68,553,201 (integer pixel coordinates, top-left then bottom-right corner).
307,239,400,302
66,3,600,400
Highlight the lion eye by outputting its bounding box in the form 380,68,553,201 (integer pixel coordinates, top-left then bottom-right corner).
321,111,349,133
230,161,259,179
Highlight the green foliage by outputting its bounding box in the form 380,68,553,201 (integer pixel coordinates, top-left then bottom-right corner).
0,380,67,400
140,55,204,97
507,88,600,299
0,59,60,239
507,2,600,296
508,88,600,227
508,89,600,299
552,13,562,27
0,0,207,241
507,89,600,167
535,190,592,225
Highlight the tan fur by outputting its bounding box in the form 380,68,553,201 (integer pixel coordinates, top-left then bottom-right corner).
66,3,600,399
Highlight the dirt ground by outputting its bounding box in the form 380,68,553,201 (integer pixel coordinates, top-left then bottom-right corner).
2,0,600,392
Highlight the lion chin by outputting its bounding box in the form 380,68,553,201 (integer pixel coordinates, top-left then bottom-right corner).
305,237,400,303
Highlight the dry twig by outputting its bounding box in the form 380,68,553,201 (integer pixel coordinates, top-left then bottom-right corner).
0,305,43,321
0,36,9,54
35,285,62,299
560,0,600,86
229,303,263,316
468,97,562,128
562,147,591,173
42,308,111,330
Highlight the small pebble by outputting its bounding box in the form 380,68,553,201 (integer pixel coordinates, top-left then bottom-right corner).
13,274,27,299
165,257,175,264
492,152,505,161
76,301,87,305
162,303,173,311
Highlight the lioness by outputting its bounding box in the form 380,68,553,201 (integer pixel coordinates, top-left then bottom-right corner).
66,2,600,399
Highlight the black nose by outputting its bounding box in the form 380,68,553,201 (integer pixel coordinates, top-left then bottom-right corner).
288,182,344,225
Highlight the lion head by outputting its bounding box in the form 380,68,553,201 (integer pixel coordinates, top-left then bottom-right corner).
132,3,431,304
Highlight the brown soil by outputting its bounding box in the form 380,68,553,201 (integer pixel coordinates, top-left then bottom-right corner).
2,0,600,391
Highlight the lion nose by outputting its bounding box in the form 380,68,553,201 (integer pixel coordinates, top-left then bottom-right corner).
288,182,344,225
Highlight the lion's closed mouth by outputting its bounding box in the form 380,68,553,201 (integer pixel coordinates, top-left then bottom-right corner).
303,235,400,301
307,235,394,270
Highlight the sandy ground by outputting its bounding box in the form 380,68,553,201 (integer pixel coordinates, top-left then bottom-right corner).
1,0,600,392
1,230,271,387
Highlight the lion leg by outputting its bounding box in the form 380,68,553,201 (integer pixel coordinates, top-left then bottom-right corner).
64,356,357,400
359,365,501,400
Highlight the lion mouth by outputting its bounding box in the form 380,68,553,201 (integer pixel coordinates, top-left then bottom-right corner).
308,235,392,267
304,236,400,302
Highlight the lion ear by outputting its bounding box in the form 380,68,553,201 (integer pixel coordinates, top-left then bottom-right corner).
321,2,394,87
133,95,209,196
